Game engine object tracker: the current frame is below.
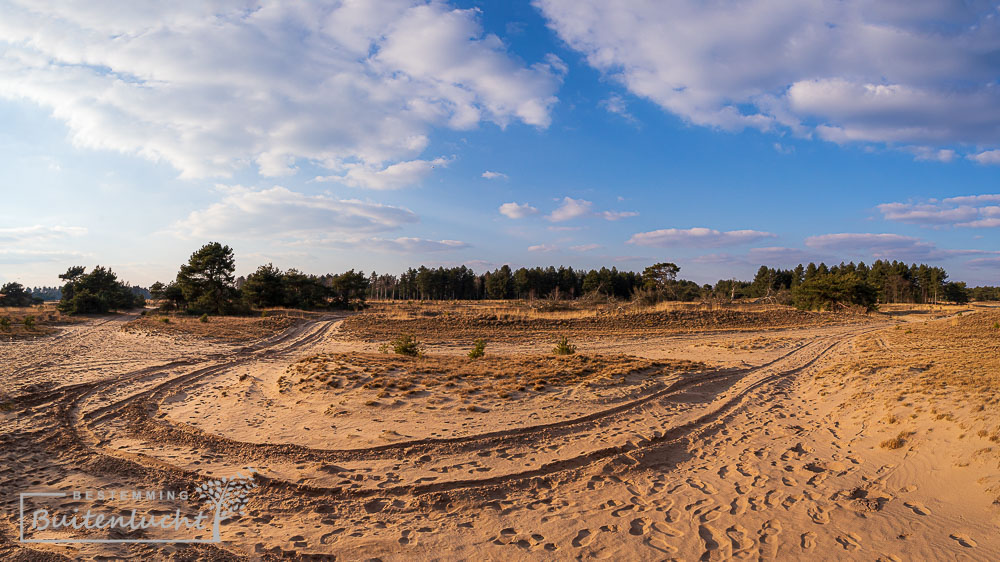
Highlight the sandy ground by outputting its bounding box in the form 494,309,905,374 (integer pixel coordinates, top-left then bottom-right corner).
1,306,998,560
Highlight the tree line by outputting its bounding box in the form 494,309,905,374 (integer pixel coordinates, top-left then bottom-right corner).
5,241,996,315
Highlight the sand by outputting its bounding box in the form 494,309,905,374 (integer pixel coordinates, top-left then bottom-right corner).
1,304,997,560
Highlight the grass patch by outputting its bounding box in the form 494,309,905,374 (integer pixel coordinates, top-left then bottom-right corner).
553,335,576,355
468,338,487,359
881,431,912,450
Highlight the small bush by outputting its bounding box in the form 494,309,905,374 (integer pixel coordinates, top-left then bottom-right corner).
199,313,209,323
261,311,269,318
390,334,422,356
553,335,576,355
881,431,910,450
468,338,487,359
0,317,9,331
160,317,171,324
23,316,35,330
993,321,999,330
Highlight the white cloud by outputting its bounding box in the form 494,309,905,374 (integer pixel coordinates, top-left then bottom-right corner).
0,249,90,264
547,197,593,222
499,202,538,219
0,225,87,243
171,185,417,239
537,0,1000,155
528,244,558,252
599,210,638,221
319,158,449,190
600,93,634,122
570,243,601,252
804,232,951,260
0,2,563,179
365,237,468,253
877,195,1000,228
968,257,1000,269
909,146,956,163
482,170,508,180
627,227,776,248
968,150,1000,165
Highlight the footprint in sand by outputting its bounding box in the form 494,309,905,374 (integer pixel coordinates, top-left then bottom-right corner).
726,524,755,554
629,518,649,536
699,506,723,522
644,536,675,554
903,501,931,516
650,521,684,538
731,496,748,515
950,533,977,548
571,529,592,548
688,478,718,494
801,531,816,550
699,524,731,560
807,504,831,524
758,520,782,559
836,533,862,550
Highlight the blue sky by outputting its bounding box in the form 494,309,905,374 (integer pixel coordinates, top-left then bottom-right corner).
1,0,998,287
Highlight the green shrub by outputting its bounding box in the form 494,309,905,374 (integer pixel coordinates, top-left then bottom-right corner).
160,317,171,324
23,316,35,330
261,310,269,318
390,334,422,356
993,321,999,330
553,335,576,355
0,317,9,331
468,338,487,359
199,313,209,323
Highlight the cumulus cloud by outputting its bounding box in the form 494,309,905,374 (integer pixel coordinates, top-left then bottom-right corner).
528,244,558,252
171,185,417,239
969,150,1000,165
0,225,87,243
599,210,638,221
627,227,776,248
0,1,563,179
499,202,539,219
547,197,593,222
570,243,601,252
536,0,1000,155
482,170,508,180
877,195,1000,228
318,158,449,190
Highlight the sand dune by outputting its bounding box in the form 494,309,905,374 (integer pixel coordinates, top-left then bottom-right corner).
1,304,997,560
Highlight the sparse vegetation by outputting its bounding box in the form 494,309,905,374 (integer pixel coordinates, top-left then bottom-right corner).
468,338,487,359
0,317,9,331
199,313,209,323
553,335,576,355
390,334,422,356
881,431,911,450
23,315,35,330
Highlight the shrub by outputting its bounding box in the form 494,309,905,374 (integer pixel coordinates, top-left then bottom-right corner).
993,321,999,330
881,431,910,450
390,334,422,356
199,313,209,323
553,335,576,355
468,338,487,359
0,317,9,331
23,316,35,330
160,317,171,324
